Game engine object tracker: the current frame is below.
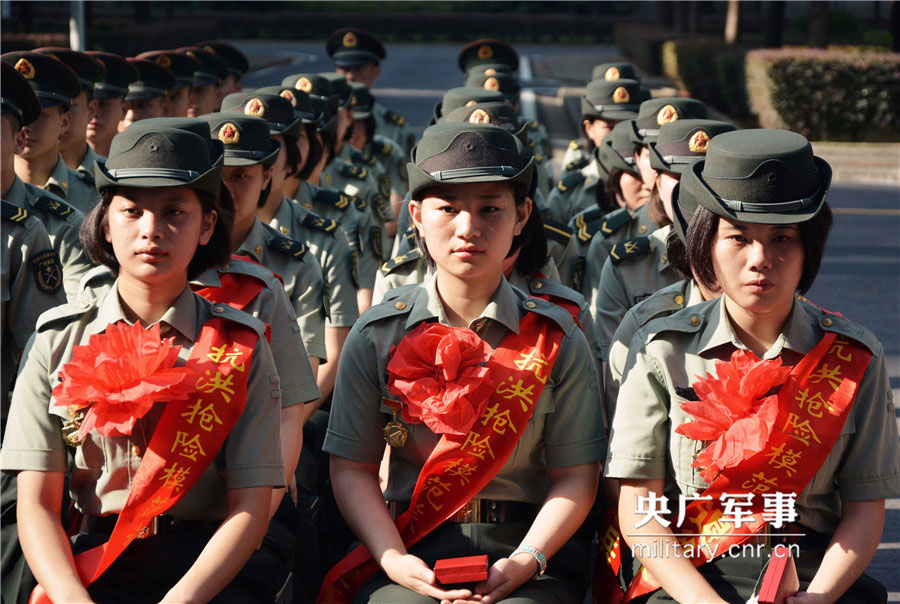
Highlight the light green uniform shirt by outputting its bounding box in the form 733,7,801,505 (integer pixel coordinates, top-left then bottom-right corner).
323,155,391,260
544,159,604,227
0,284,285,520
324,275,605,504
561,139,590,172
368,134,409,198
582,204,657,299
4,176,93,301
74,144,105,189
44,154,98,215
236,218,327,361
605,297,900,535
373,101,415,156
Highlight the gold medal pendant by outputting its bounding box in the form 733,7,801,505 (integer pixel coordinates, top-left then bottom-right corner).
61,405,86,447
384,409,408,448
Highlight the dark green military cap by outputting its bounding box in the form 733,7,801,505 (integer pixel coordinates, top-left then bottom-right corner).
125,117,224,168
326,27,385,67
96,125,222,197
282,73,331,98
320,73,352,108
671,179,698,245
87,51,139,99
176,46,227,87
254,85,319,125
581,78,642,121
591,61,639,82
457,39,518,73
464,64,516,82
2,62,41,127
599,121,640,177
463,71,520,102
125,58,175,102
442,102,526,140
348,82,373,119
197,41,249,77
136,50,199,90
629,97,708,146
434,86,507,124
685,129,830,225
202,113,280,168
649,119,736,174
221,92,302,139
35,47,105,93
1,51,80,108
309,95,337,138
408,122,534,200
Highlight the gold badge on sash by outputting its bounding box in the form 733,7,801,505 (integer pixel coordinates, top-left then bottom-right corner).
61,405,87,447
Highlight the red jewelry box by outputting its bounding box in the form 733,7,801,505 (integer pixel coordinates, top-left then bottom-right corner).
758,544,799,604
434,555,489,585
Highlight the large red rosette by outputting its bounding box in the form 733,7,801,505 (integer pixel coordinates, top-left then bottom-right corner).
53,321,196,439
387,322,495,436
675,350,791,482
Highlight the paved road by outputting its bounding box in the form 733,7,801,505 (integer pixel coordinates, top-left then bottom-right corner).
236,39,900,600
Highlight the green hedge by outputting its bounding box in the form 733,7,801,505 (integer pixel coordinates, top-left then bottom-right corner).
661,39,749,117
746,48,900,141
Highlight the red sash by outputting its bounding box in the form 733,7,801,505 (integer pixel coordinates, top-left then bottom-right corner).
192,255,274,311
317,312,565,603
596,332,871,603
529,271,582,326
31,318,257,604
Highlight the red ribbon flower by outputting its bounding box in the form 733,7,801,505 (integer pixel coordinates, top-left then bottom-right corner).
675,350,791,483
53,321,196,439
387,322,495,436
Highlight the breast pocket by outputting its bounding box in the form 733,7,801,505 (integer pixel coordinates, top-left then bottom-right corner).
670,394,709,494
805,410,856,496
509,386,556,470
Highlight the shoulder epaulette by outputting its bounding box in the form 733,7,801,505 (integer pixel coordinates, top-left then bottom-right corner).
571,207,607,243
312,188,354,212
369,139,393,156
542,218,572,246
76,168,96,187
609,236,652,265
339,162,368,180
33,194,77,219
350,149,377,167
221,257,280,288
352,195,367,211
36,301,92,331
796,297,882,356
2,200,28,223
568,139,582,151
527,277,587,310
631,282,690,328
556,170,585,193
268,234,308,260
300,212,338,234
357,284,421,330
382,109,406,126
380,248,423,276
598,207,633,237
564,156,590,173
520,295,575,335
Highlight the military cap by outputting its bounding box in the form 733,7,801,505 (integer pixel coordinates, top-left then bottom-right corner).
125,117,224,168
320,72,353,107
442,102,525,139
629,97,708,146
196,40,249,77
95,125,222,197
434,86,507,123
463,71,520,101
457,39,519,73
464,64,516,81
671,179,697,245
125,58,175,102
201,113,281,167
684,129,831,225
599,121,640,177
581,78,642,121
348,82,374,119
34,47,105,93
136,50,200,90
591,61,639,82
1,62,41,127
326,27,386,67
254,85,319,124
309,94,337,138
408,122,534,200
648,119,736,174
176,46,227,87
282,73,331,98
87,51,139,99
221,91,302,139
1,51,80,108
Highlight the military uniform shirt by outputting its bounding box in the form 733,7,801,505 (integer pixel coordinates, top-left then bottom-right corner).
268,196,361,328
236,219,327,361
544,159,604,227
605,297,900,535
560,139,590,173
373,101,415,156
592,224,681,361
368,134,409,198
581,204,657,299
324,275,605,504
5,176,93,300
74,144,105,188
1,284,285,520
44,154,98,215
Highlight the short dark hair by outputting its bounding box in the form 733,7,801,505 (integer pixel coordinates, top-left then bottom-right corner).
297,123,322,180
686,204,833,295
81,185,233,280
644,182,671,228
664,228,690,280
604,167,625,208
594,176,618,215
282,132,301,177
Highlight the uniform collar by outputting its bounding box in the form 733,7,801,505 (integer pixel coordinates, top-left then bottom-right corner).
698,296,818,359
406,273,521,333
190,266,223,288
77,144,104,178
4,175,28,206
235,218,268,263
45,155,72,200
684,279,706,308
655,224,672,273
96,281,199,342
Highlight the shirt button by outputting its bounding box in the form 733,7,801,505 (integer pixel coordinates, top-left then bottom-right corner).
662,254,668,264
280,225,289,235
822,317,833,327
525,301,537,309
131,445,142,457
159,324,171,334
689,315,701,327
394,301,406,310
639,225,648,234
214,306,225,313
532,281,543,290
79,301,89,308
674,295,684,306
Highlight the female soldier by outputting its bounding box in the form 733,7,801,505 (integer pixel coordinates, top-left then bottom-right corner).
1,125,285,602
606,129,899,603
321,122,604,604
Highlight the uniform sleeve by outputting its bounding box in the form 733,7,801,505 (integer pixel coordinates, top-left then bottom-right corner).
55,219,94,302
322,322,387,464
1,331,68,472
323,230,361,328
223,333,285,489
262,282,319,407
593,257,631,362
8,223,67,349
543,327,606,468
354,212,379,290
388,148,408,197
290,253,327,361
835,348,900,501
604,308,643,424
604,332,671,480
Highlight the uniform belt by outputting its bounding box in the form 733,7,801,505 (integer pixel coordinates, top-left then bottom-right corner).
79,514,218,539
742,522,831,550
387,499,539,524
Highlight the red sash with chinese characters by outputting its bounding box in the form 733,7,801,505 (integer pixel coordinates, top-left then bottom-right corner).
30,318,256,604
597,332,871,603
317,312,564,604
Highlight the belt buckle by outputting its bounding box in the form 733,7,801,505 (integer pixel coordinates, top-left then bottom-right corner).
452,499,480,523
136,516,160,539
